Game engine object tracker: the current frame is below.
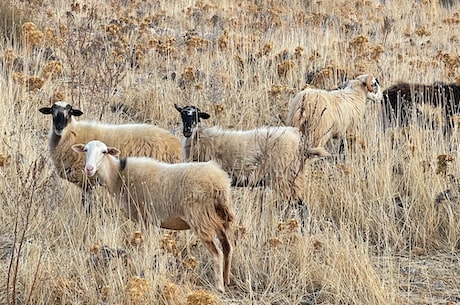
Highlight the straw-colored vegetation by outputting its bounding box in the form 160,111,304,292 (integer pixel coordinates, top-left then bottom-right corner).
1,0,459,304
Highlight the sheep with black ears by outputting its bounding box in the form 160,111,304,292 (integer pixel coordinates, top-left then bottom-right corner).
71,140,235,292
39,101,182,213
174,104,308,222
286,74,383,157
382,82,460,133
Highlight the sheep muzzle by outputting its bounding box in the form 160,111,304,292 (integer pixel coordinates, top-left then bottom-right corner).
365,74,374,92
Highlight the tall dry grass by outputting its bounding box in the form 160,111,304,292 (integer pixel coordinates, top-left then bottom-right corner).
1,0,459,304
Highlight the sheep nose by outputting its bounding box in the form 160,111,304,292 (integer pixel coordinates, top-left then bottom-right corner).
85,165,95,176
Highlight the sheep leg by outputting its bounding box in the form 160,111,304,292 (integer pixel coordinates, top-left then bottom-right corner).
311,132,332,157
81,186,93,215
295,198,310,233
201,238,225,292
217,229,233,285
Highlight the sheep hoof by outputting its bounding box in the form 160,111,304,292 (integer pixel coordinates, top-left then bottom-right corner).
216,285,225,293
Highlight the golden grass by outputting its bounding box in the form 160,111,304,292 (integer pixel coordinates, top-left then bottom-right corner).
1,0,460,304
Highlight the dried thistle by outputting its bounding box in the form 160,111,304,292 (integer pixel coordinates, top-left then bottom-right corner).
162,282,180,302
436,154,454,175
160,233,179,257
256,42,273,58
183,256,198,270
126,231,145,247
349,35,368,53
268,237,282,248
218,30,228,50
286,219,299,231
22,22,43,47
277,60,295,78
186,289,217,305
214,104,224,114
294,46,304,59
415,27,431,37
42,60,63,79
338,164,351,175
27,76,45,91
0,154,10,167
51,92,66,103
125,276,150,304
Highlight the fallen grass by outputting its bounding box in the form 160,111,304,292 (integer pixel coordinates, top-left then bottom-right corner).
0,0,459,304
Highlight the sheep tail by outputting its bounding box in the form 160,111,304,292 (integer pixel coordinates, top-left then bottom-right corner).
215,191,235,230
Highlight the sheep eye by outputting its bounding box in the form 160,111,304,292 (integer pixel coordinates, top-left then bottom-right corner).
102,150,107,154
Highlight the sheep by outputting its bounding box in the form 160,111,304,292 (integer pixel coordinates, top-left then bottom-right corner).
39,101,182,213
71,140,235,292
174,104,308,223
286,74,383,157
382,82,460,133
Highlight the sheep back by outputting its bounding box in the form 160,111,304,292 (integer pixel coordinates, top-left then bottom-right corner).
51,120,181,187
287,87,367,147
186,126,305,199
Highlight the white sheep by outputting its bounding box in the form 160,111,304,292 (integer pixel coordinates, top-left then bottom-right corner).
174,104,308,221
39,101,182,213
71,140,235,292
286,74,383,157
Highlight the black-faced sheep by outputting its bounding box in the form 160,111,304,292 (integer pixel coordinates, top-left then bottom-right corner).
39,101,182,213
174,104,308,222
382,82,460,133
286,74,383,157
71,140,235,292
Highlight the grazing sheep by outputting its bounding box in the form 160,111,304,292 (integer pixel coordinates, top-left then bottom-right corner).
382,82,460,133
39,101,182,213
72,140,234,292
286,74,383,157
174,104,308,222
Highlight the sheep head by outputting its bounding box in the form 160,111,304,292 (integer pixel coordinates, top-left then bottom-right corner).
355,74,383,102
72,140,120,177
174,104,210,137
39,101,83,136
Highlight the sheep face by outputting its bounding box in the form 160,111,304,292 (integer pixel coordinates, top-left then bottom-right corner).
72,140,120,177
174,104,210,137
354,74,383,102
39,101,83,136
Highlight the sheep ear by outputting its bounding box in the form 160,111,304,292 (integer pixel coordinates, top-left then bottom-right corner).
39,107,52,115
107,147,120,157
71,109,83,116
174,104,182,112
71,144,86,153
199,112,211,120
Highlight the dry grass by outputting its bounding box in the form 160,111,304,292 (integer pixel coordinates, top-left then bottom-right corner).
1,0,460,304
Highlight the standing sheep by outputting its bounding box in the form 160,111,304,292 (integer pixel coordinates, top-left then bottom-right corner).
39,101,182,213
382,82,460,133
286,74,383,157
174,104,308,222
71,140,235,292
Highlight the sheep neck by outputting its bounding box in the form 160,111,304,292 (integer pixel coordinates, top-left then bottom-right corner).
49,133,61,150
183,126,202,161
48,118,76,150
99,156,125,195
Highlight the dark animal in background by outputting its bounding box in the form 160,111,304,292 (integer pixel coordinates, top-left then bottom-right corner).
382,82,460,133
